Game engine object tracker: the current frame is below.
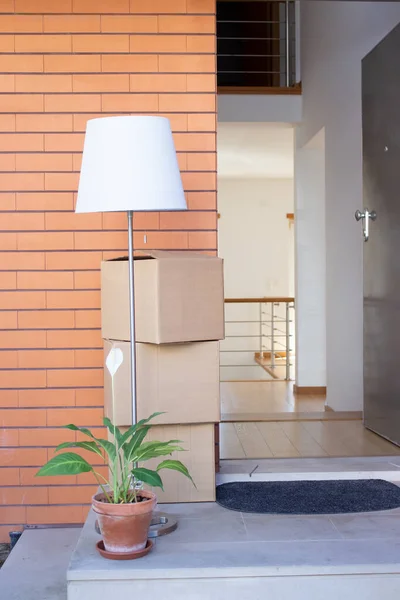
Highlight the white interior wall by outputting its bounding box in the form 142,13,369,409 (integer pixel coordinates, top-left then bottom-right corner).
298,1,400,410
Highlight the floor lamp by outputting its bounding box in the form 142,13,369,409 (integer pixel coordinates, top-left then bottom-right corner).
75,116,187,536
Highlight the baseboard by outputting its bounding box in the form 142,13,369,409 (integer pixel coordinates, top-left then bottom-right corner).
293,385,326,395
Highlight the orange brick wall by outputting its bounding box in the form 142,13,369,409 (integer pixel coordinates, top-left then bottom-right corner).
0,0,216,541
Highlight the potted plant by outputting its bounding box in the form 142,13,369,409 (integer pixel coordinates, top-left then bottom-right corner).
36,348,194,557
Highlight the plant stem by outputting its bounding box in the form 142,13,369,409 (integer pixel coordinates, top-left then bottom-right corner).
93,471,112,504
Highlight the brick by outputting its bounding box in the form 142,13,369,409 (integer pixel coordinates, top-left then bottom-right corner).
73,74,129,93
3,447,48,467
0,35,14,51
188,152,216,171
0,153,15,171
0,271,16,289
47,407,103,427
1,487,48,505
47,368,103,388
0,233,17,250
101,94,158,113
44,15,101,33
0,15,43,33
160,93,215,112
74,348,102,368
74,270,100,289
46,289,99,309
20,466,76,486
103,211,159,230
129,34,186,53
159,54,215,73
0,0,14,13
19,349,75,370
130,74,186,93
187,191,216,210
0,428,18,446
133,231,189,250
17,192,74,212
187,73,215,92
0,115,16,132
159,112,187,131
15,74,73,93
15,35,72,53
46,251,102,271
45,173,80,192
130,0,186,12
0,330,46,350
18,232,73,251
45,133,84,152
74,0,129,12
16,153,73,172
0,134,43,152
75,387,103,406
0,192,15,209
47,328,102,348
0,55,43,73
188,113,215,132
0,291,46,310
49,485,96,505
18,310,75,330
0,173,44,192
0,94,43,113
74,231,127,250
101,54,158,73
187,0,215,13
0,506,26,525
27,506,84,526
174,132,215,152
0,409,46,427
19,427,75,447
45,94,101,113
0,468,19,486
182,170,216,190
0,349,17,367
16,114,73,133
0,252,45,270
19,388,75,407
101,15,156,33
44,54,101,73
72,153,82,171
188,230,217,249
15,0,72,12
0,391,18,407
74,310,101,330
45,212,102,231
159,15,215,34
73,34,129,53
187,34,216,53
160,210,216,230
17,271,74,290
0,74,15,93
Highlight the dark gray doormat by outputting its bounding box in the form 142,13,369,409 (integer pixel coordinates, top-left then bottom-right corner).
216,480,400,514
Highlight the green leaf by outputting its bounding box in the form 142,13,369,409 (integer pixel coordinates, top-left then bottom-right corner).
64,424,96,440
103,417,122,444
95,438,116,462
36,452,93,477
157,459,196,487
132,467,163,490
120,412,165,446
124,426,151,462
55,441,103,458
134,441,185,462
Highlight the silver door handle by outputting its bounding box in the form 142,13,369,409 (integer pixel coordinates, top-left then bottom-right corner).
355,208,377,242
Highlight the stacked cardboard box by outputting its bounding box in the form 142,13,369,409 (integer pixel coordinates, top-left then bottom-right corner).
101,251,224,502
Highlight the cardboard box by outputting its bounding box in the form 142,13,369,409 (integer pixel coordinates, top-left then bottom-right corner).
120,423,216,503
104,339,220,426
101,251,224,344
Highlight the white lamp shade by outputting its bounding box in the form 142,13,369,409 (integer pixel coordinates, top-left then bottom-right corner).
75,116,187,213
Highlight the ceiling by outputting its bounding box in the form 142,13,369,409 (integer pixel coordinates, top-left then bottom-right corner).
217,122,294,179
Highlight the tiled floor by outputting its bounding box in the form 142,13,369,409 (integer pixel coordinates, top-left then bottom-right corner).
220,420,400,459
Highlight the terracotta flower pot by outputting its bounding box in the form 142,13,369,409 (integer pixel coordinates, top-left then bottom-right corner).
92,490,157,554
